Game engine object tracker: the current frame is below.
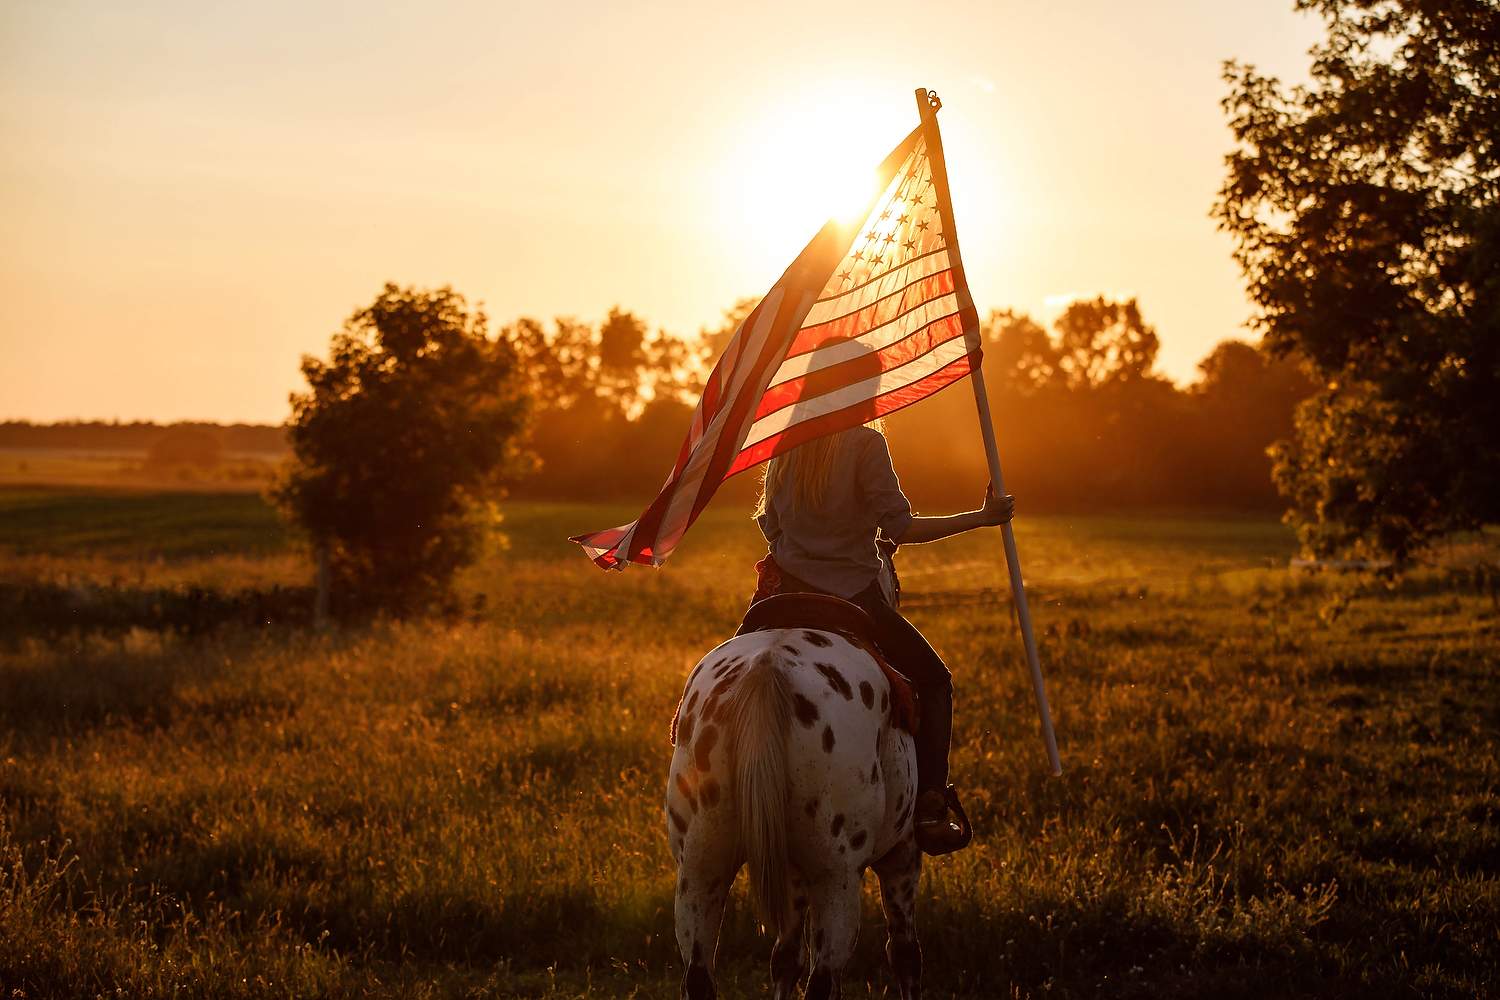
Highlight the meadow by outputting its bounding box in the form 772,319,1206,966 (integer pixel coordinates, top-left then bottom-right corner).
1,489,1497,998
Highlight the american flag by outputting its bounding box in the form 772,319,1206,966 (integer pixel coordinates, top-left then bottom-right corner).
573,121,981,569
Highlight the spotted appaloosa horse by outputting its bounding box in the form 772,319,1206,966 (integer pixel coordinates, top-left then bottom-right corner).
665,627,923,1000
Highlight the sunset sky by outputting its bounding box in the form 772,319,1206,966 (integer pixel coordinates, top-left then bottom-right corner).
0,0,1326,425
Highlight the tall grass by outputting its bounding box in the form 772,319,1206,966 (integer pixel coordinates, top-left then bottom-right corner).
1,501,1496,997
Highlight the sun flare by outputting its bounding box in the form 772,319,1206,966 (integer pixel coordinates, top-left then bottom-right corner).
707,89,914,271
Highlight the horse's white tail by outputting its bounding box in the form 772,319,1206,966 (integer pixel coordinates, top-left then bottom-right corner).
728,649,793,934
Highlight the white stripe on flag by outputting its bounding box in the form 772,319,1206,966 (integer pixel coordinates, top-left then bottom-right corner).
802,248,952,326
741,336,973,449
766,292,962,388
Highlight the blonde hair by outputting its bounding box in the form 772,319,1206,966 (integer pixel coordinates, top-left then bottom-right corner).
754,419,885,518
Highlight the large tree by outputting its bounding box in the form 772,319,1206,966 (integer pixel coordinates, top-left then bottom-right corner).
272,284,531,615
1218,0,1500,561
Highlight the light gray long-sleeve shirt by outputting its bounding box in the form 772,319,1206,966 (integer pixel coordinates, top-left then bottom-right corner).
756,427,914,600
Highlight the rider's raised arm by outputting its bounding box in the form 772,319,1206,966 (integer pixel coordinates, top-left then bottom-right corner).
894,489,1014,546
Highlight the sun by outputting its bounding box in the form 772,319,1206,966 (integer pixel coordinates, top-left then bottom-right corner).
706,88,911,273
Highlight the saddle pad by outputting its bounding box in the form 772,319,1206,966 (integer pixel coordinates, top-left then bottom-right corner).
735,593,917,735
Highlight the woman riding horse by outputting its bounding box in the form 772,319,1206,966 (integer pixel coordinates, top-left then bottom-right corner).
753,421,1014,855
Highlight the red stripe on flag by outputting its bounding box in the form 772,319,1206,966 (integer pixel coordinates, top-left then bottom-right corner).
623,290,805,565
682,290,813,527
725,347,979,478
753,312,965,421
786,270,956,358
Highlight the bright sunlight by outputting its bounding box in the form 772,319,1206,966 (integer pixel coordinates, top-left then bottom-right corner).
705,83,914,274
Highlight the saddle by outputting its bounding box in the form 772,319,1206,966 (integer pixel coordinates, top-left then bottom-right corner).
734,592,918,735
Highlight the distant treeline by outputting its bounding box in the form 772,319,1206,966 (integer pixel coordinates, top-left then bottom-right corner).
504,298,1315,513
0,421,288,455
8,298,1313,513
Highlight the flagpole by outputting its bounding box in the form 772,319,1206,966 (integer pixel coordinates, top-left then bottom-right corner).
915,87,1062,777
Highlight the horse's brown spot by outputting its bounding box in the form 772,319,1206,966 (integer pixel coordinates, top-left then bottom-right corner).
669,807,688,833
677,712,696,746
814,662,853,700
850,830,867,849
830,813,845,836
870,761,879,784
859,680,874,708
685,690,700,713
676,773,698,812
881,690,889,712
709,670,740,702
805,796,819,817
822,725,836,752
781,645,800,656
712,656,741,677
695,725,719,772
803,631,833,648
793,693,820,727
701,777,721,807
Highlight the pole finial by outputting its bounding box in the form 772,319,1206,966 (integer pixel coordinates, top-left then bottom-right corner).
914,88,942,124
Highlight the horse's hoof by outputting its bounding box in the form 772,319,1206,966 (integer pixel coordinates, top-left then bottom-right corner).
913,786,973,855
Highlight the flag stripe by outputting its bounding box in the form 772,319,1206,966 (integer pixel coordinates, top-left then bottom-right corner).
725,347,978,478
780,269,957,369
753,310,966,421
770,290,960,388
620,288,798,565
804,246,951,323
741,332,975,450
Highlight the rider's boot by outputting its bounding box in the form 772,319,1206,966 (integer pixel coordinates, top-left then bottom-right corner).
911,675,970,855
914,785,972,855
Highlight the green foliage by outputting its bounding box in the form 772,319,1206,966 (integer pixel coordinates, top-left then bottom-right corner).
1218,0,1500,561
505,309,706,501
1,507,1496,997
271,285,531,616
0,489,287,559
885,303,1314,512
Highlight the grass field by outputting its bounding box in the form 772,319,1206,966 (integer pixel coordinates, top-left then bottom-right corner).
1,491,1497,998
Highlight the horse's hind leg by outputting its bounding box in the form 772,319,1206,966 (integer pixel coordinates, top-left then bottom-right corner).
770,867,809,1000
674,828,739,1000
803,871,862,1000
873,838,923,1000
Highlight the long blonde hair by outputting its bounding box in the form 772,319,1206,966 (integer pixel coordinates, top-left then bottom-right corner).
754,419,884,517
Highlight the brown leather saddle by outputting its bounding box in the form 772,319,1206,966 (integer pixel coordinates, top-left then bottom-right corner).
734,593,918,734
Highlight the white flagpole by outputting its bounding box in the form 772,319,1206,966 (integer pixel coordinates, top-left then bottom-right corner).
915,87,1062,776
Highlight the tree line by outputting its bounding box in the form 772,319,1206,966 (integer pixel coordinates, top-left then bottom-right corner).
498,296,1314,514
0,421,287,455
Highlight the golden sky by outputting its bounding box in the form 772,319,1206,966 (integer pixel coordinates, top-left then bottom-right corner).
0,0,1325,424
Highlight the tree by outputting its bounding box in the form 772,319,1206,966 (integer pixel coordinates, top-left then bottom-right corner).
1217,0,1500,561
504,308,703,499
1183,341,1317,507
271,284,531,615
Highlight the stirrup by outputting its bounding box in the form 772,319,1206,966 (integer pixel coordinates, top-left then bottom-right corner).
914,786,973,856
